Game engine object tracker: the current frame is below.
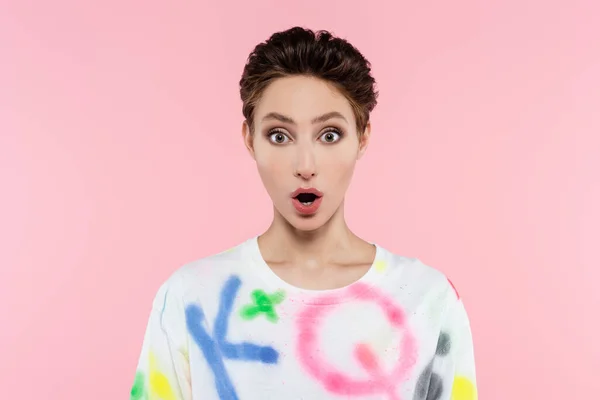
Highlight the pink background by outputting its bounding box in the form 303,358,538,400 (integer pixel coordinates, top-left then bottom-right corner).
1,1,598,398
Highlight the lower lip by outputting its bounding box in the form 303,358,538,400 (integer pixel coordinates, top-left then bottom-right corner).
292,196,323,215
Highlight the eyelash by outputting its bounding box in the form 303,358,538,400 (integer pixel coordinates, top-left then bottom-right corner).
267,127,344,144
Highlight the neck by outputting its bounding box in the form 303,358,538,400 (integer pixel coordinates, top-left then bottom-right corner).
258,201,358,265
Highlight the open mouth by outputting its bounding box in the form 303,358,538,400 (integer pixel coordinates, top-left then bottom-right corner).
291,188,324,214
295,192,319,205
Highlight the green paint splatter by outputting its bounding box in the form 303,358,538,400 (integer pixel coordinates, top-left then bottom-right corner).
240,289,285,322
130,370,146,400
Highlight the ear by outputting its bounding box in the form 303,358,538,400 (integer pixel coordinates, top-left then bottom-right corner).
242,120,256,159
357,121,371,160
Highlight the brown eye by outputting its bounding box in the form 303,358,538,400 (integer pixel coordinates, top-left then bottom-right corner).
319,130,342,143
268,131,290,144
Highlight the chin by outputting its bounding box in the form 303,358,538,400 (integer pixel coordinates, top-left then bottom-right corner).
288,218,324,232
273,201,339,232
284,210,334,233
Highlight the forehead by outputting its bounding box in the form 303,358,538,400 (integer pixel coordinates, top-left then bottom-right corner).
254,76,355,124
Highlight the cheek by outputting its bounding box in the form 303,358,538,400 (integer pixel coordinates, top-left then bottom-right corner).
255,150,289,190
322,153,357,183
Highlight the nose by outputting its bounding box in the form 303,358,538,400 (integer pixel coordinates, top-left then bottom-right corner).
294,145,317,180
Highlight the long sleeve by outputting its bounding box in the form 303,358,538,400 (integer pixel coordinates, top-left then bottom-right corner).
430,291,478,400
130,276,191,400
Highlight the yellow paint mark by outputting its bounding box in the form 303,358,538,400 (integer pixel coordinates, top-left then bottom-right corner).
149,352,176,400
374,260,387,273
179,347,189,362
451,376,477,400
179,347,191,384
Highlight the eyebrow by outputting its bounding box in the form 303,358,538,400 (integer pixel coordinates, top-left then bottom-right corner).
261,111,348,125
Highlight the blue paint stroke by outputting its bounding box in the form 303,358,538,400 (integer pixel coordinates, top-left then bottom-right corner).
185,275,279,400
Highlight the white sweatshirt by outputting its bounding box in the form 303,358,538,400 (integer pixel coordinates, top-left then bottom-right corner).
131,236,477,400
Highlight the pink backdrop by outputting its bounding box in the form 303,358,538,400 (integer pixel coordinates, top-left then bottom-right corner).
1,1,598,398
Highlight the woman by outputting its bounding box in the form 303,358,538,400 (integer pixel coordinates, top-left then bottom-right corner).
130,26,477,400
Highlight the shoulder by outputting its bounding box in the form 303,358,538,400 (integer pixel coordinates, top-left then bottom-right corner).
379,246,461,302
153,238,251,306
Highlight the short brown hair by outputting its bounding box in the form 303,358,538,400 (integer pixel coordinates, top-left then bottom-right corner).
239,26,378,135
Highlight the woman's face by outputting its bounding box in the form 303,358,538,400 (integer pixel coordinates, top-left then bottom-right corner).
243,75,370,232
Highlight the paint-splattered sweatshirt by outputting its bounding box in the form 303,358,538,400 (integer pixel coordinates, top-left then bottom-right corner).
130,237,477,400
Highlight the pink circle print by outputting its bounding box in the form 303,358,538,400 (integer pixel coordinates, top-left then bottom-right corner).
296,284,417,400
